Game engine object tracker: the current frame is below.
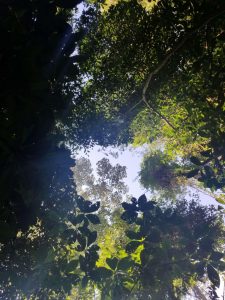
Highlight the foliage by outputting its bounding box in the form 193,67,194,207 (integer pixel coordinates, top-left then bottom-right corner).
73,156,128,211
139,150,184,195
80,0,225,191
94,195,225,300
1,0,225,299
0,0,102,298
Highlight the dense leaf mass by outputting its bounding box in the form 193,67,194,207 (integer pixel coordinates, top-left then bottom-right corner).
0,0,225,299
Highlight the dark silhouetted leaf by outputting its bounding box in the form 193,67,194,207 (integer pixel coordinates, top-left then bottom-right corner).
204,166,214,177
121,210,138,224
76,214,85,224
138,194,147,206
117,257,133,270
106,257,118,270
122,202,137,211
210,251,224,261
131,197,137,204
86,214,100,224
126,241,141,253
81,276,89,288
125,230,142,240
66,260,78,272
76,234,86,252
190,156,201,165
86,201,100,213
87,231,97,246
195,262,206,277
186,168,200,178
200,150,211,157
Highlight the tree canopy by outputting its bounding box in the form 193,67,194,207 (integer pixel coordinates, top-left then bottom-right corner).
0,0,225,299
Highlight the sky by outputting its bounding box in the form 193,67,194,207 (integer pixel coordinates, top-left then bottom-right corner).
75,144,223,208
75,144,146,197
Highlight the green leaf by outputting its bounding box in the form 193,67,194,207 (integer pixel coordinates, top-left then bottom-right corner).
207,264,220,288
106,257,118,270
215,196,225,205
86,214,100,224
126,241,141,254
117,257,133,270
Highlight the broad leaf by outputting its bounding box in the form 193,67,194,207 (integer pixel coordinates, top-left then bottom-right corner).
121,210,138,224
87,231,97,246
87,214,100,224
190,156,202,165
117,257,133,270
106,257,118,270
126,241,141,254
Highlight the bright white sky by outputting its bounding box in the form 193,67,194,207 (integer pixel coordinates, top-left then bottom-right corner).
75,144,223,207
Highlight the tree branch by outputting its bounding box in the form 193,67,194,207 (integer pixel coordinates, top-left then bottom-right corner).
192,285,208,300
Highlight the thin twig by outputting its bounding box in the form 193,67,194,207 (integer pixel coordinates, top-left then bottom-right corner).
144,100,177,130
